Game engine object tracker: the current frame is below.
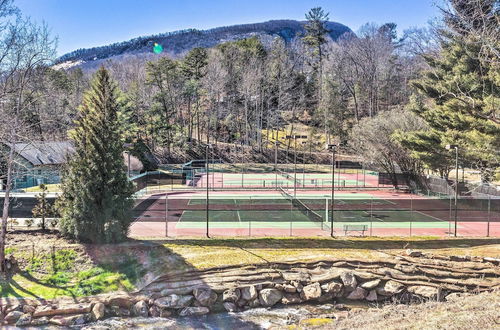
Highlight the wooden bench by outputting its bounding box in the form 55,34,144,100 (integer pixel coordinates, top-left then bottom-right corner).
343,224,368,236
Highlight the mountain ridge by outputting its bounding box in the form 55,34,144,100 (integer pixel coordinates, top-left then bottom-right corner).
55,19,352,66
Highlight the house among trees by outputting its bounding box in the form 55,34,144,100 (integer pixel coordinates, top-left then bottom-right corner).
1,141,74,190
1,141,144,190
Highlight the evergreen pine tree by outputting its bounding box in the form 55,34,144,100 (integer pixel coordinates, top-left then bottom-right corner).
400,0,499,182
59,67,133,243
32,184,54,231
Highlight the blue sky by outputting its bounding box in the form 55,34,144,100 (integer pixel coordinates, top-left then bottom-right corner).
16,0,441,56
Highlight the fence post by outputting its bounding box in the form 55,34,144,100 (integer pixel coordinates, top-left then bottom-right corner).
487,196,491,237
448,196,452,236
410,196,413,237
165,193,168,237
249,219,251,237
370,197,373,236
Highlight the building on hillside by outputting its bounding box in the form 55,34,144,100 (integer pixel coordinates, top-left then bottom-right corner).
1,141,143,190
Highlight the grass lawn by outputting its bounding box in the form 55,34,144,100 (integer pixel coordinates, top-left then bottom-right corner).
3,231,499,299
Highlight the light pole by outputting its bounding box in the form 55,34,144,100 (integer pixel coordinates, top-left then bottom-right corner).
446,144,459,237
206,144,212,238
327,144,338,237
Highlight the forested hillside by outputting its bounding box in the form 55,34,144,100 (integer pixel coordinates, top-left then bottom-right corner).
1,2,499,182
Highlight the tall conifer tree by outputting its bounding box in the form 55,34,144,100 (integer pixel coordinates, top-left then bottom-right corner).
59,67,133,243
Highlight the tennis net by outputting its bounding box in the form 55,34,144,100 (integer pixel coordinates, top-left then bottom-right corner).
279,187,325,226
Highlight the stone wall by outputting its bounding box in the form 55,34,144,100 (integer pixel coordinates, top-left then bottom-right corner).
1,251,499,327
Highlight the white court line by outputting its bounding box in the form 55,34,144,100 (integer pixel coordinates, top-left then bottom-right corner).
414,210,448,222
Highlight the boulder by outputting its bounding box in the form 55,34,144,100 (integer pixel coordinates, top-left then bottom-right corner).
366,290,378,302
247,299,260,308
5,311,24,324
340,271,357,291
155,295,193,309
22,305,36,314
5,304,21,314
15,313,32,326
360,279,381,290
407,286,442,300
323,281,343,295
377,280,405,296
132,300,149,317
283,284,296,293
223,302,237,312
149,306,160,317
317,293,335,303
259,288,283,307
49,313,91,326
222,288,241,303
106,296,133,309
241,286,258,301
281,293,302,305
193,287,218,307
160,309,172,318
31,317,49,326
91,302,105,321
300,282,322,301
179,306,210,317
33,303,92,317
346,287,368,300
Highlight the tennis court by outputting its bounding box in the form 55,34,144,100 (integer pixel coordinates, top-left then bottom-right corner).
131,189,499,237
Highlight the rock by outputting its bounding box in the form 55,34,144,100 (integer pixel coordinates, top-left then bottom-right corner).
179,306,210,316
223,302,237,312
323,281,344,295
377,280,405,296
291,281,303,292
31,317,49,326
106,296,133,309
334,311,349,320
22,305,36,314
340,271,357,291
5,311,23,324
222,288,241,303
407,286,442,300
49,313,91,326
317,293,335,303
405,249,422,257
5,304,21,314
247,299,260,308
33,303,92,317
193,287,218,307
236,297,247,308
366,290,378,302
360,279,381,290
132,300,149,317
149,306,160,317
283,284,296,293
155,295,194,309
91,302,105,321
281,293,302,305
300,282,322,301
259,288,283,307
15,313,32,326
160,308,172,318
346,287,368,300
241,286,258,301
